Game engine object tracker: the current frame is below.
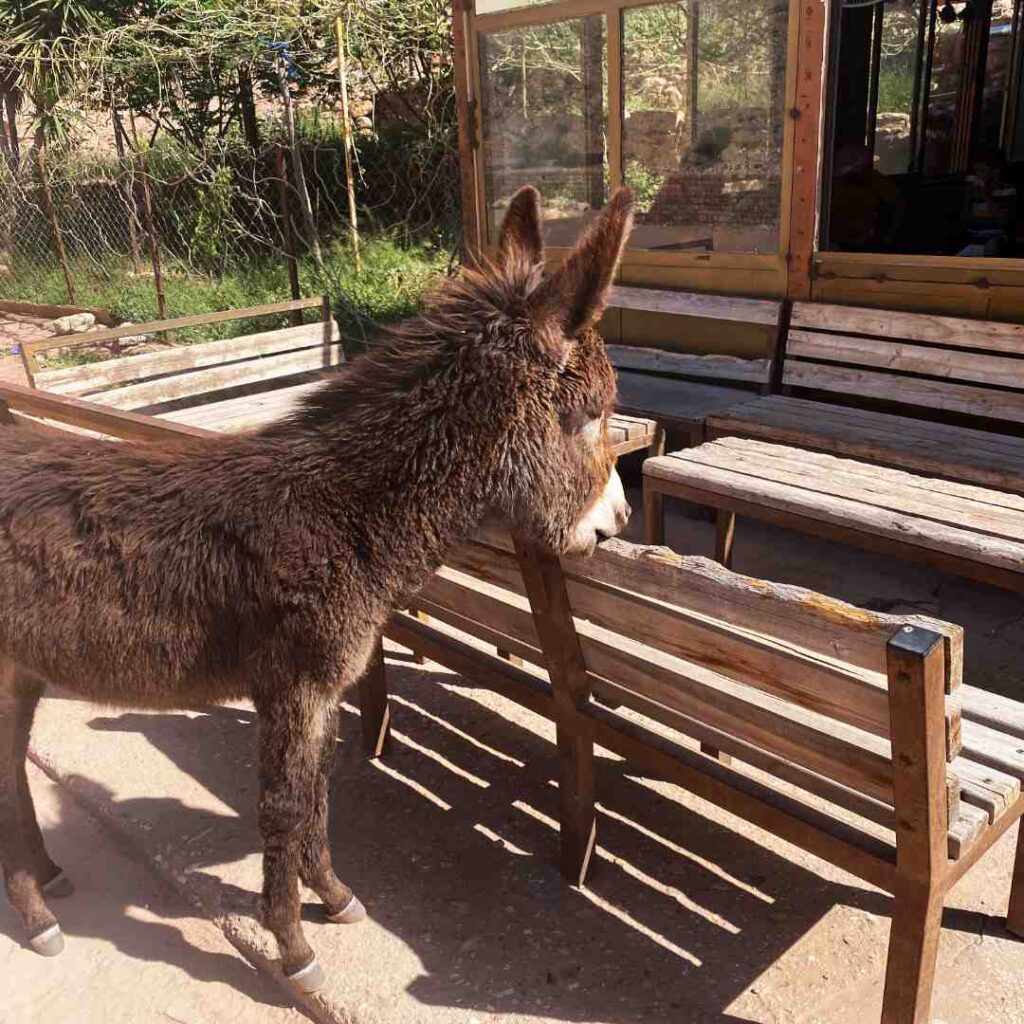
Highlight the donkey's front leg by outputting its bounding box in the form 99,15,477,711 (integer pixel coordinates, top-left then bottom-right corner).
255,686,332,993
299,705,365,924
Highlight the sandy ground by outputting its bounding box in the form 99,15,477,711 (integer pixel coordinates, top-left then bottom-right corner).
0,763,307,1024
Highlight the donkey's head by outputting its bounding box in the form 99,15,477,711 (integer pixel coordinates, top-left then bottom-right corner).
483,185,635,556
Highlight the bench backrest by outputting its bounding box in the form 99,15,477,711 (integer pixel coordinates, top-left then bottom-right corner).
784,301,1024,429
413,525,962,823
22,297,342,413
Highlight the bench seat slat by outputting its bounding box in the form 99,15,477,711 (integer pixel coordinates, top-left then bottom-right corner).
37,321,340,396
615,369,753,431
90,344,347,411
784,362,1024,426
645,442,1024,573
790,301,1024,355
787,329,1024,391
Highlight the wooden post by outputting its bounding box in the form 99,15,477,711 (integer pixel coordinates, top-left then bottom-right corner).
275,145,304,326
714,509,736,568
580,14,605,211
110,103,143,276
1007,821,1024,937
321,294,333,352
276,53,323,271
357,639,390,758
881,626,950,1024
35,147,75,305
514,537,596,886
134,151,169,335
334,15,361,272
643,481,664,545
687,1,700,148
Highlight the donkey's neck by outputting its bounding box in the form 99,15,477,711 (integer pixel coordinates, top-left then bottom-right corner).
269,371,504,609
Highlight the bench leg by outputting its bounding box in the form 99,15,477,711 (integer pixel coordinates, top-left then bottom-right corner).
1006,819,1024,937
407,609,429,664
557,725,596,888
357,639,390,758
714,509,736,568
881,880,943,1024
643,483,665,546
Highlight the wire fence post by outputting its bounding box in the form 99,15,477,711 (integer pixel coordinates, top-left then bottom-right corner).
335,14,361,273
275,144,304,326
35,146,76,305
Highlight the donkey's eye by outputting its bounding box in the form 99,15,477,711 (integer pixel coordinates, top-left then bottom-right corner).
579,416,604,447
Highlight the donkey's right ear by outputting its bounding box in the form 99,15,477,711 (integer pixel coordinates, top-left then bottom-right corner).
497,185,544,270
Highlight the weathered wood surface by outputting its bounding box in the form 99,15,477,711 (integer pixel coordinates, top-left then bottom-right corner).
608,285,781,325
463,524,964,688
607,344,769,385
790,300,1024,355
90,344,347,411
0,379,212,442
644,438,1024,575
615,369,756,431
787,329,1024,390
23,296,324,367
784,361,1024,425
37,321,340,396
708,396,1024,494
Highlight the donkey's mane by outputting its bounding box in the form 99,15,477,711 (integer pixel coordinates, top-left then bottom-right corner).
268,254,545,435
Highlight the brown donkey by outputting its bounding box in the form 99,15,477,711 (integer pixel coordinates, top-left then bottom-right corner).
0,186,635,991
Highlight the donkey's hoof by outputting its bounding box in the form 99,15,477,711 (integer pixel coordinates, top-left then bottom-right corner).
285,955,325,994
29,923,64,957
43,871,74,899
326,894,366,924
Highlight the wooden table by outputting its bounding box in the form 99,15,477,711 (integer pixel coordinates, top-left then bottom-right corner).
643,436,1024,592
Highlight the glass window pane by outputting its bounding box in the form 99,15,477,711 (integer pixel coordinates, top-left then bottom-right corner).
479,16,608,246
621,0,789,253
875,0,921,176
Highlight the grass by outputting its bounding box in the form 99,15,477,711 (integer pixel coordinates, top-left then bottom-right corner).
0,235,453,364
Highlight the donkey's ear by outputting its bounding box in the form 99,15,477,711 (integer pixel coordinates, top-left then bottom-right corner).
497,185,544,269
530,187,634,338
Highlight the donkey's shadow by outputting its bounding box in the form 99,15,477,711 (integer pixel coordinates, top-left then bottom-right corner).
71,659,1003,1022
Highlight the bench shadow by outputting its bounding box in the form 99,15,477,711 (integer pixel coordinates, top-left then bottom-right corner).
63,656,1013,1023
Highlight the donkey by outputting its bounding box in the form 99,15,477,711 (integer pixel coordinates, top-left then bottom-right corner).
0,185,635,992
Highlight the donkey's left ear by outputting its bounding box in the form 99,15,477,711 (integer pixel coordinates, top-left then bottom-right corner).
497,185,544,270
530,187,635,337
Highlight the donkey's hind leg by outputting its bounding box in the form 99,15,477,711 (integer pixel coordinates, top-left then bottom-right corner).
0,658,63,955
299,704,365,924
255,686,333,992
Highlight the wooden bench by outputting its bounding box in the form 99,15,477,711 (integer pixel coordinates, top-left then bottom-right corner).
20,297,345,418
707,301,1024,493
642,437,1024,593
365,523,1024,1024
604,286,783,444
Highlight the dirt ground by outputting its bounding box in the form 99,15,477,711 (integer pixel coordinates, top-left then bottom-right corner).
5,451,1024,1024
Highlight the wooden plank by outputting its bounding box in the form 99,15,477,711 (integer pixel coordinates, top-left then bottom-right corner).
947,802,989,860
646,448,1024,573
791,301,1024,355
159,381,323,432
788,329,1024,390
784,361,1024,425
607,286,781,326
24,297,324,360
962,720,1024,782
463,528,964,689
950,756,1021,822
679,439,1024,536
607,345,769,385
91,344,345,411
708,397,1024,494
36,321,339,396
960,685,1024,740
0,380,213,443
432,555,897,802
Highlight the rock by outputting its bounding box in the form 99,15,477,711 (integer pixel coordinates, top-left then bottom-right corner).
51,312,96,335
